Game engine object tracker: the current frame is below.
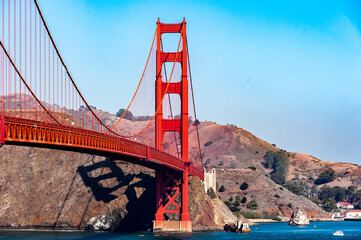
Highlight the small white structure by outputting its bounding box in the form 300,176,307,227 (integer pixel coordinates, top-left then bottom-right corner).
336,202,354,210
331,212,343,219
203,168,216,192
346,210,361,218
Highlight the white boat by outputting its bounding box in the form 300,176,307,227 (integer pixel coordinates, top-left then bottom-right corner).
333,230,344,236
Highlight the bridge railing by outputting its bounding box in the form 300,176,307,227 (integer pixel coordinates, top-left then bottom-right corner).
1,115,203,178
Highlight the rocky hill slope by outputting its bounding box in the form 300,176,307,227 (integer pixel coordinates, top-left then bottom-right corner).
0,145,234,231
216,169,329,218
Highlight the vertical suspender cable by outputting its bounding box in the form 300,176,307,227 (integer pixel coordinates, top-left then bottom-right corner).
186,41,203,167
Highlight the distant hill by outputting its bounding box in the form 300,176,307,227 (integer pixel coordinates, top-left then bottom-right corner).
192,121,361,189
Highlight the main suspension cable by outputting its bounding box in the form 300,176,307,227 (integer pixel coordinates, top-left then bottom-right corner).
0,40,61,124
34,0,120,136
117,29,184,138
106,28,157,133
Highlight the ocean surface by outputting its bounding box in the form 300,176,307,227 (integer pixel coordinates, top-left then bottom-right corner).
0,221,360,240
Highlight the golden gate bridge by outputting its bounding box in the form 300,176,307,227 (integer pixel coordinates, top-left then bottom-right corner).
0,0,203,232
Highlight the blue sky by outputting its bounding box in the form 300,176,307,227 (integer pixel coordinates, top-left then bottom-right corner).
38,0,361,165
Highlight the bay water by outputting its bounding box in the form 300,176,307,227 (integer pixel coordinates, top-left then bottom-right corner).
0,221,360,239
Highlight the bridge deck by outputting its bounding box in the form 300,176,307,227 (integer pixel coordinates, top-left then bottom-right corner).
0,116,203,179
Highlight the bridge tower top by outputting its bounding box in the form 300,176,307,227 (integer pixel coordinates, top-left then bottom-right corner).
155,18,189,164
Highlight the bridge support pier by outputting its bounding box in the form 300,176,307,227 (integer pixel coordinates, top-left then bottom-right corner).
153,168,192,232
153,220,192,233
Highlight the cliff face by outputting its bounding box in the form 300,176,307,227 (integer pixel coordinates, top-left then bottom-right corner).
0,145,232,231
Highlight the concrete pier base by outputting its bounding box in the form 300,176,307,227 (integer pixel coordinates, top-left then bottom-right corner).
153,220,192,232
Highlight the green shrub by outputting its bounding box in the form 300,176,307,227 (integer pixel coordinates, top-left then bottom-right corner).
246,200,258,210
288,203,293,208
233,196,241,207
323,198,337,212
240,211,262,219
115,109,134,120
218,185,226,192
241,197,247,204
314,168,336,185
204,141,213,147
284,181,305,195
274,194,280,198
240,182,249,190
224,201,232,208
248,166,256,171
310,198,320,205
263,212,282,221
224,199,240,213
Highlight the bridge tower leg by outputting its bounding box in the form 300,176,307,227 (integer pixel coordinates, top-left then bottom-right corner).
153,18,192,232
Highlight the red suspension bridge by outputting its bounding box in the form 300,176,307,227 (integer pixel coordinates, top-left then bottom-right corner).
0,0,203,232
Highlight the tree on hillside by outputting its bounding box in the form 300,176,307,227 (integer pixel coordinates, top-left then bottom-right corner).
115,108,134,120
323,198,337,212
284,181,305,196
314,168,336,185
333,186,346,202
233,196,241,207
246,200,258,210
263,150,289,185
218,185,226,192
350,190,361,204
240,182,249,190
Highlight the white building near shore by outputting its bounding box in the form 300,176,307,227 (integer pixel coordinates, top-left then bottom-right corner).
346,210,361,218
336,202,354,210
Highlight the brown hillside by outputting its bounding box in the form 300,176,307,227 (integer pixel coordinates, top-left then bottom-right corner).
216,169,329,218
194,122,361,189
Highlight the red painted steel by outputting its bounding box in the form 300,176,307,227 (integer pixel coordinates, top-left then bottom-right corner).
155,18,191,222
1,117,5,144
1,116,203,178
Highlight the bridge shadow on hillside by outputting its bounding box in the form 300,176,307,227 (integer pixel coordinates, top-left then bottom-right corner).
77,159,156,231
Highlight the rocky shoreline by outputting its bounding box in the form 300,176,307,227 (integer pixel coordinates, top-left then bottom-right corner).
247,218,343,224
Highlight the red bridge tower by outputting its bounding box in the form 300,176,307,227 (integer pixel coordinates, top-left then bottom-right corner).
153,18,192,232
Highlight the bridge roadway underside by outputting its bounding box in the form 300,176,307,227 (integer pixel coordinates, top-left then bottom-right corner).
1,116,203,178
